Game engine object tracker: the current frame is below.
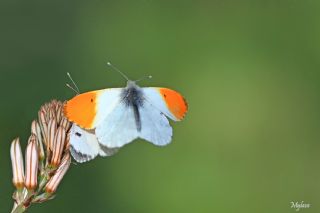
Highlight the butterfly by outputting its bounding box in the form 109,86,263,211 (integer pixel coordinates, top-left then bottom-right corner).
64,64,188,162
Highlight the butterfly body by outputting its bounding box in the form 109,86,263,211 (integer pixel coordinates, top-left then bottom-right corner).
120,81,144,131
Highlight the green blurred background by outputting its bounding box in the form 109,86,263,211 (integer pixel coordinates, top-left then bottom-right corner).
1,0,320,212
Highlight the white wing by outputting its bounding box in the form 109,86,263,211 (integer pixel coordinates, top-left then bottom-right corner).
70,124,99,163
70,124,118,163
94,88,123,127
139,101,173,146
95,102,139,148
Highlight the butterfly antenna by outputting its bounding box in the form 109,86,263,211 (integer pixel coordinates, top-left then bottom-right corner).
107,62,129,81
66,83,80,95
67,72,80,93
135,75,152,82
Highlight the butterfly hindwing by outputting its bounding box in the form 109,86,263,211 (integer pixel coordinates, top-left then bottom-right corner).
70,124,118,163
138,101,173,146
69,124,100,163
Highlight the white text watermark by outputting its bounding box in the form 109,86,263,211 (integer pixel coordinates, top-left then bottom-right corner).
290,201,311,211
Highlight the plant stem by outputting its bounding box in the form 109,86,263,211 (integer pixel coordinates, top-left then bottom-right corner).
11,204,26,213
11,190,33,213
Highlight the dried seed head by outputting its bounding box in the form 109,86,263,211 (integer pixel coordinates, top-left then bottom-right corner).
45,153,71,194
25,135,39,190
11,100,73,213
10,138,25,189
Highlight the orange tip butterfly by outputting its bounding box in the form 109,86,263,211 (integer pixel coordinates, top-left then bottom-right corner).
64,63,188,162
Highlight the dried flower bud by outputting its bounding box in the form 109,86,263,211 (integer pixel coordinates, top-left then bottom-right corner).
31,120,45,160
51,127,66,167
47,119,57,151
65,133,70,150
56,106,62,124
25,135,39,190
60,117,70,130
10,138,25,189
45,154,71,193
38,110,48,146
48,108,55,120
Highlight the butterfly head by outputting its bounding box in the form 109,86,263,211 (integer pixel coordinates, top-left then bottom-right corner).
126,80,139,89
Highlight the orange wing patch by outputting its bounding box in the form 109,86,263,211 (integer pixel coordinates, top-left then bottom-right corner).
159,88,188,120
63,91,100,129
